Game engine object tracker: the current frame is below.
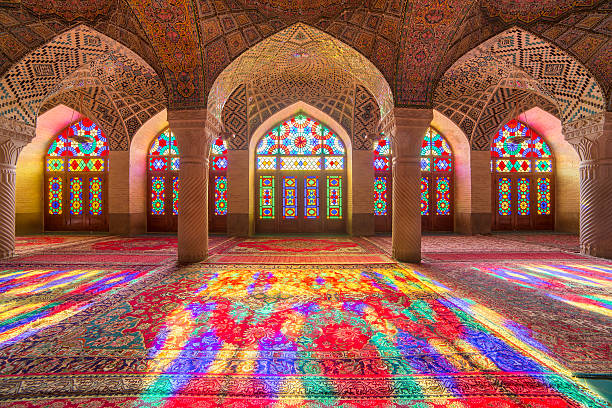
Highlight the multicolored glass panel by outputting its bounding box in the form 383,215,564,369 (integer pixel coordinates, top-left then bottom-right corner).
67,158,105,172
151,177,165,216
535,159,553,173
537,177,551,215
89,177,103,215
259,176,275,219
149,157,168,171
171,158,180,171
47,118,109,157
374,156,390,172
283,177,297,219
433,158,452,172
46,158,64,172
211,137,228,155
149,129,179,156
435,177,451,216
495,159,531,173
422,128,452,156
173,177,179,216
327,176,342,219
491,120,552,158
214,176,227,216
374,137,391,156
280,156,321,171
374,176,387,216
256,115,345,170
420,158,431,172
48,177,62,215
518,177,530,216
211,156,227,171
304,177,320,219
324,157,344,170
421,177,429,216
69,178,83,216
498,177,512,216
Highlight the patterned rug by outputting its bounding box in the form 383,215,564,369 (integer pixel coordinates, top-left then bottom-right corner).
207,237,391,264
413,261,612,375
496,233,580,253
0,262,606,406
14,235,111,255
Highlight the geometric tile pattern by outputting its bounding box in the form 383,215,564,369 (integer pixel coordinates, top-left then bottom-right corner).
222,84,248,150
485,27,606,123
208,23,393,123
353,84,379,150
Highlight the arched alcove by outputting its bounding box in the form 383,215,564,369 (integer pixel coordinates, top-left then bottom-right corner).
248,101,353,235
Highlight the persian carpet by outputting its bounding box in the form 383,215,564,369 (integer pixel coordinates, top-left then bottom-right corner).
0,262,606,407
411,261,612,375
207,237,392,264
14,235,112,255
495,233,580,253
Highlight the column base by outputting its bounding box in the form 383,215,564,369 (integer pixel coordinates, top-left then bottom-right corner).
392,248,421,263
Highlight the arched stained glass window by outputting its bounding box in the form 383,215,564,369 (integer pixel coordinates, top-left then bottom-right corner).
147,130,228,232
44,118,109,231
491,119,554,230
373,127,454,232
255,114,346,233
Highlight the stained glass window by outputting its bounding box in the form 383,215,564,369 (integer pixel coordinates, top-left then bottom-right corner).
255,114,345,223
45,118,109,229
48,177,63,215
491,120,554,226
260,176,275,219
149,129,179,156
89,177,103,215
151,177,165,216
47,118,109,157
283,177,297,219
256,114,345,170
518,178,530,216
421,177,429,216
327,176,342,219
69,177,83,216
436,177,451,216
214,176,227,216
173,177,179,216
498,177,512,216
537,177,551,215
374,176,387,216
420,127,453,222
304,177,320,219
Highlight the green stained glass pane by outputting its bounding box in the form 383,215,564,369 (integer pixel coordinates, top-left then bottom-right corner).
89,177,103,215
46,158,64,172
436,177,451,216
537,177,551,215
214,176,227,216
151,176,165,215
518,177,530,216
498,177,512,216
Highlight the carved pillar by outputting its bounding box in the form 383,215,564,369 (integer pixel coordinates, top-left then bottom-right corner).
168,109,213,263
565,112,612,259
0,118,35,259
390,108,433,263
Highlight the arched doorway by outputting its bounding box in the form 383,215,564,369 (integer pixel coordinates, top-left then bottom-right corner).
491,119,554,230
44,118,109,231
147,129,228,232
373,127,454,233
255,114,346,234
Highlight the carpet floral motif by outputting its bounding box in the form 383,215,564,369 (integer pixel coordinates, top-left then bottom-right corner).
0,263,606,406
231,238,365,253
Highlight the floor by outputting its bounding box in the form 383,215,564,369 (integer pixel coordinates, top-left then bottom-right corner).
0,233,609,407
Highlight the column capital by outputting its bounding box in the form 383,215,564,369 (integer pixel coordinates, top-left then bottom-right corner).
564,112,612,161
168,109,214,160
389,107,433,158
0,117,35,166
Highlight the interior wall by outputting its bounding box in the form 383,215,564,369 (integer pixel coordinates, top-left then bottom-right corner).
431,110,476,234
128,109,168,235
247,101,354,235
15,105,83,234
518,107,580,233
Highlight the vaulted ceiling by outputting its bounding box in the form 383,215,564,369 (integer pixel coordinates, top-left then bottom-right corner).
1,0,609,108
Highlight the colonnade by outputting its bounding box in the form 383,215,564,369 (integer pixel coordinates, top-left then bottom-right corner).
0,109,611,263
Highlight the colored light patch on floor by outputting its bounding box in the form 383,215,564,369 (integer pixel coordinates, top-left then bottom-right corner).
0,267,153,347
1,265,603,406
478,263,612,317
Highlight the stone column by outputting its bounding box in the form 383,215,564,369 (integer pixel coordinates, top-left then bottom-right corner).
390,108,433,262
168,109,212,263
566,112,612,259
0,118,35,259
